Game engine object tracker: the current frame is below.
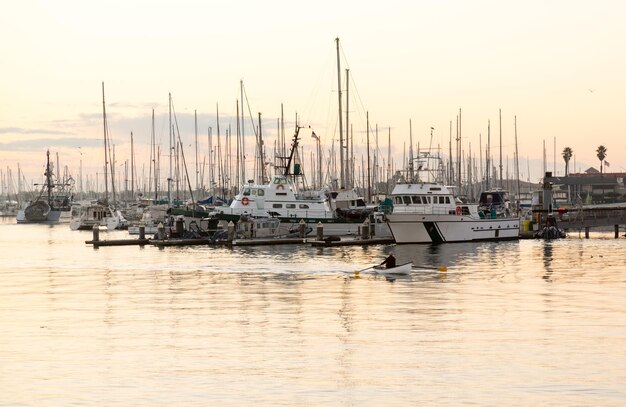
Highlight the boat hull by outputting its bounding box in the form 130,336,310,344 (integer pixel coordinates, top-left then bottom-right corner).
373,262,413,275
386,213,520,244
16,208,64,224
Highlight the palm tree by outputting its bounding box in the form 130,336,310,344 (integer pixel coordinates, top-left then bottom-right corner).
562,147,573,176
596,145,607,174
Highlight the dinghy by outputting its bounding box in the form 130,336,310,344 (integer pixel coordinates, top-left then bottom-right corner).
372,262,413,275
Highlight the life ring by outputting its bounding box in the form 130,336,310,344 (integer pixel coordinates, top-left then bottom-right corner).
455,206,462,215
276,184,285,190
241,197,250,206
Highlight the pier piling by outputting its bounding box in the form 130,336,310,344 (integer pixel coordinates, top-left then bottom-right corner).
361,218,370,240
316,222,324,241
157,222,165,240
92,225,100,242
298,219,306,238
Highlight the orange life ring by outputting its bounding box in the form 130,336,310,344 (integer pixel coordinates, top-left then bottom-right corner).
242,197,250,206
455,205,462,215
276,184,285,190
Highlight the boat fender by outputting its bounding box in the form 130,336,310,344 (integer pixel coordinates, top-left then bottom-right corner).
455,205,462,216
242,197,250,206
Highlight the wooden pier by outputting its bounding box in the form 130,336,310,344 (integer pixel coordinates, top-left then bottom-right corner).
539,205,626,238
310,237,395,247
86,238,151,247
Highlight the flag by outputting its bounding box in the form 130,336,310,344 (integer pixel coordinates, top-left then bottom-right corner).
311,132,319,141
604,160,610,167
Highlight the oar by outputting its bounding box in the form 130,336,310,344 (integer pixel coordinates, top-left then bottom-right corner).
412,265,448,272
354,265,379,277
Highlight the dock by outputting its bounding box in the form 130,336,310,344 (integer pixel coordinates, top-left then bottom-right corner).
310,237,395,247
150,237,308,247
86,238,151,247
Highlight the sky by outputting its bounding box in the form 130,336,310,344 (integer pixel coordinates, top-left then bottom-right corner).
1,0,625,194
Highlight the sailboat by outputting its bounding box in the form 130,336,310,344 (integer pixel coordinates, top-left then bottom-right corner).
70,82,126,231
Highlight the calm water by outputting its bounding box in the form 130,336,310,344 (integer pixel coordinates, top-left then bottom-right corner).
1,218,625,406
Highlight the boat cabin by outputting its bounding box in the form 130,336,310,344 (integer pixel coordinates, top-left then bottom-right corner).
389,183,464,215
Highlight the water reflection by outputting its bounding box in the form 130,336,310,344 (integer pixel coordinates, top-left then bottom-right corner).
2,223,626,405
542,241,554,281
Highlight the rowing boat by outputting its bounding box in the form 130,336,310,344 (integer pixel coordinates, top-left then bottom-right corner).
373,262,413,275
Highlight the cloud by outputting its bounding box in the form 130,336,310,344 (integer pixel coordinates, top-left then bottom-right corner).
0,137,102,151
0,127,68,135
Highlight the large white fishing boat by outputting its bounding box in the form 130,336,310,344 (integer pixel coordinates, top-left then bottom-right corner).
385,152,520,244
385,183,520,243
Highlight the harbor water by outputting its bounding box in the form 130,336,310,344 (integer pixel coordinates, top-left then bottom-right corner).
1,219,625,406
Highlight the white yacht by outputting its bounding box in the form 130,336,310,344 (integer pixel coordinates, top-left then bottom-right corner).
385,183,520,243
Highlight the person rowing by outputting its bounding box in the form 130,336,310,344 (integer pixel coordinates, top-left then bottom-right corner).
379,253,396,269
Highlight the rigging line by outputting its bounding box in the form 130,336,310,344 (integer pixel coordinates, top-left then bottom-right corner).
169,97,195,205
241,83,259,138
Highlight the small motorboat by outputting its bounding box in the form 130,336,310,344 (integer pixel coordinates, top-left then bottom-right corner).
372,262,413,275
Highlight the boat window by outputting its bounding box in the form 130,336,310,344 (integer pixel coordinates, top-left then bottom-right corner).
411,196,420,204
403,196,412,204
421,196,429,204
446,196,451,204
272,204,282,208
439,196,445,204
286,204,296,209
258,189,265,197
299,204,309,209
273,178,286,185
243,188,251,196
251,189,257,196
395,196,403,204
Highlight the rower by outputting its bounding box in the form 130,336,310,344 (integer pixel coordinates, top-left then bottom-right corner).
380,253,396,269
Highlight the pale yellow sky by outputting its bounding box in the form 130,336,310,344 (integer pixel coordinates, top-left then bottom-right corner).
1,0,625,190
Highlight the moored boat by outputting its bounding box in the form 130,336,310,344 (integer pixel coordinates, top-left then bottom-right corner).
16,150,74,224
385,183,520,244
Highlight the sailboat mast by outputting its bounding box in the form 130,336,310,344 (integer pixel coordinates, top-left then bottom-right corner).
409,120,414,182
151,109,158,200
457,108,462,192
387,127,391,193
345,68,350,188
131,131,135,200
101,82,109,202
335,38,345,189
168,93,172,205
499,108,503,188
46,150,52,205
195,109,199,192
366,112,371,203
514,116,520,214
486,120,491,191
236,100,240,189
240,80,246,183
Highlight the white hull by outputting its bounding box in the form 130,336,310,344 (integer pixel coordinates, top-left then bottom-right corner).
373,262,413,275
387,213,520,244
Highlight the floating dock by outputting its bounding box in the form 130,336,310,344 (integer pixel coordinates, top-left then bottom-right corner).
86,238,151,247
310,237,395,247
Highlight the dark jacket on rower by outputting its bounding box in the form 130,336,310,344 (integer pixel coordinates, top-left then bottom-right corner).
380,254,396,269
